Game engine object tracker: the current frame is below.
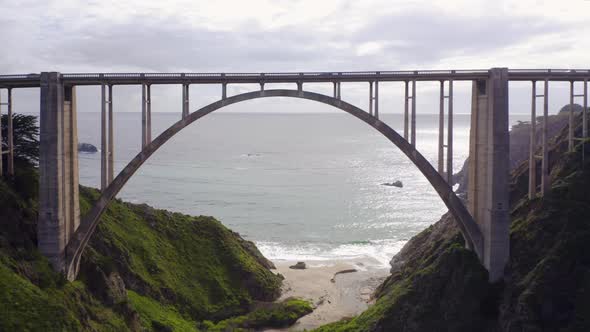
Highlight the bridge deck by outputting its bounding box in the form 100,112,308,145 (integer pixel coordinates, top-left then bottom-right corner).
1,69,589,88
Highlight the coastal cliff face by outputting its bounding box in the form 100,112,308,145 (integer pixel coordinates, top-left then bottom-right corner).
314,113,590,331
0,166,311,331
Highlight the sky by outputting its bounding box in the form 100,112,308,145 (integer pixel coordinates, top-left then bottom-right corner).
0,0,589,114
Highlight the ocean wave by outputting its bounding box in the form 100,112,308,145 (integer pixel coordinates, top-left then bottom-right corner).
256,239,407,268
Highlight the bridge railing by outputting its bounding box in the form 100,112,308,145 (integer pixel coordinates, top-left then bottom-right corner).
2,69,590,87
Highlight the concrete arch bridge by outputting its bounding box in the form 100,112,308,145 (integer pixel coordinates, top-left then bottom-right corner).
0,68,588,282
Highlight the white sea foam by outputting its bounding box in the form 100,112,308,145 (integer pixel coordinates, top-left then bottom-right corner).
256,239,407,269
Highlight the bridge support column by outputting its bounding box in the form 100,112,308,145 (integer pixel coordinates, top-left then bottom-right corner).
584,79,588,138
108,85,114,184
404,81,409,140
0,90,3,177
374,81,379,119
468,68,510,282
447,79,454,184
369,82,373,116
101,84,108,190
411,80,417,147
39,72,80,273
7,88,14,176
438,81,445,175
529,82,537,199
182,84,190,118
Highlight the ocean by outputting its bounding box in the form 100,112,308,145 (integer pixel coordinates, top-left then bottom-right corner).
74,111,526,269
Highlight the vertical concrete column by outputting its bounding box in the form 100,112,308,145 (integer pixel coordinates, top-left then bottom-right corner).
38,72,80,273
260,82,265,91
447,79,454,184
146,85,152,144
222,83,227,100
374,81,379,119
337,82,341,100
467,68,510,282
569,81,574,152
584,79,588,138
181,84,189,118
529,81,537,199
100,84,108,191
541,79,549,196
0,90,3,177
369,81,373,116
7,88,14,176
438,81,445,175
333,82,337,98
297,82,303,92
107,85,114,184
63,85,80,247
411,80,417,147
404,81,409,140
141,83,147,149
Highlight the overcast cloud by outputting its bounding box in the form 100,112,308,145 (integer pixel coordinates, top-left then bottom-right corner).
0,0,589,114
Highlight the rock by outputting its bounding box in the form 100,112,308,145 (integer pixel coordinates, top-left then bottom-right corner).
558,103,585,114
78,142,98,153
330,268,358,282
82,265,127,305
289,261,306,270
382,180,403,188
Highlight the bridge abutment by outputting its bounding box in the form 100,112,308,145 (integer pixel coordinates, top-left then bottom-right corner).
468,68,510,282
38,72,80,273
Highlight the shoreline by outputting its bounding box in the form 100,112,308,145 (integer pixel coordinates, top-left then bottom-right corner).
264,257,390,331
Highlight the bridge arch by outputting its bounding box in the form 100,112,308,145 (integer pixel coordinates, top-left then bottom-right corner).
65,89,483,279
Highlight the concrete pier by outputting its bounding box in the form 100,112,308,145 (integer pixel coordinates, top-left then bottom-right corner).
569,81,574,152
182,84,189,118
404,81,409,140
108,85,114,184
7,89,14,176
541,79,549,196
447,80,454,184
374,81,379,119
411,80,417,147
369,82,373,116
142,83,147,148
438,81,445,175
0,90,3,177
468,68,510,282
101,84,108,190
146,85,152,144
529,82,537,199
584,79,588,138
38,72,80,273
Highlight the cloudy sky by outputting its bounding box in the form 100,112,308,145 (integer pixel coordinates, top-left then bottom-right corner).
1,0,589,114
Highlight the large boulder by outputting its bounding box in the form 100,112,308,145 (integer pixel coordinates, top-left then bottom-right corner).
78,143,98,153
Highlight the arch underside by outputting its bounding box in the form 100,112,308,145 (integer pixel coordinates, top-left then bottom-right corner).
65,89,483,279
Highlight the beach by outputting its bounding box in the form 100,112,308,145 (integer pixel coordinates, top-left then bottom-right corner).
264,258,390,331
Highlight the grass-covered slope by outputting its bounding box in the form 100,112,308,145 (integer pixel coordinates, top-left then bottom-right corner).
315,117,590,331
0,165,311,331
79,186,283,322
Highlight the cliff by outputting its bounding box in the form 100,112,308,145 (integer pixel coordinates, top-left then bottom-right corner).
314,112,590,331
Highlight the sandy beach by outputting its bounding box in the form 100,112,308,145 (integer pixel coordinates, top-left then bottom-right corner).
264,258,390,331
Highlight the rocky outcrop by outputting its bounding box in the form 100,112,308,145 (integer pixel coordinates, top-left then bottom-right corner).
381,180,403,188
454,111,575,195
316,111,590,331
78,142,98,153
289,262,306,270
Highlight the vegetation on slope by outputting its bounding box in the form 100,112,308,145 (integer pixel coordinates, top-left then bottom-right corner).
314,114,590,331
0,167,313,331
0,111,311,331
